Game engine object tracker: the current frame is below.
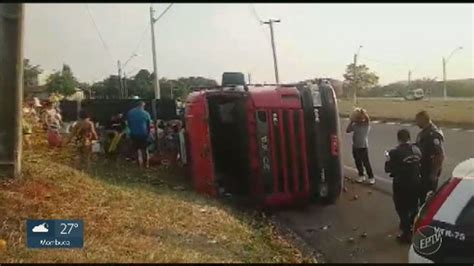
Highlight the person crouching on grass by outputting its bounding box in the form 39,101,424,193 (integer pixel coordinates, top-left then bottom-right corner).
66,110,98,171
346,108,375,185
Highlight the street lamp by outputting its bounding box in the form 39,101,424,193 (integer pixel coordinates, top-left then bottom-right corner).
123,53,140,69
122,53,140,98
353,45,363,105
443,46,463,100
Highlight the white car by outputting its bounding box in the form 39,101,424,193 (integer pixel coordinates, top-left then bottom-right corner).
409,158,474,263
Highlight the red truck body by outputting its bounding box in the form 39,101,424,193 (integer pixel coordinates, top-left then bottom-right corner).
185,81,342,208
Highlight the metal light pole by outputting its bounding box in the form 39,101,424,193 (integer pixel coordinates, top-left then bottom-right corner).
117,60,122,98
263,19,281,84
408,70,412,88
443,46,463,100
353,45,363,106
122,53,139,99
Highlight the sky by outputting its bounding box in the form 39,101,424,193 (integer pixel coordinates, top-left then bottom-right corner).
24,3,473,85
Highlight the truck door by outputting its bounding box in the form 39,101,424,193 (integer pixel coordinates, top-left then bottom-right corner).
185,97,217,197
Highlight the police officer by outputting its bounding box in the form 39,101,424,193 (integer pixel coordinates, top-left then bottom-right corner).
415,111,445,206
385,129,422,243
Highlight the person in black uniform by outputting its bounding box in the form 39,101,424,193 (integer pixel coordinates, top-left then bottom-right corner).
385,129,422,243
415,111,445,206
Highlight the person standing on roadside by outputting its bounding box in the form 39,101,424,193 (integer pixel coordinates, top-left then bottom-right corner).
385,129,422,243
127,101,152,168
42,101,63,148
67,110,98,171
415,111,445,205
346,108,375,185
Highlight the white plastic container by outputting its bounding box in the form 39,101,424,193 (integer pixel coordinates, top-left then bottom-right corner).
91,141,101,153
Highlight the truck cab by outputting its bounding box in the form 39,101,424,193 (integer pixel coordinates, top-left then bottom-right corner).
184,73,343,208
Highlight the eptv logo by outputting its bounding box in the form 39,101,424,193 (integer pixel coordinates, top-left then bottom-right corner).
412,225,443,256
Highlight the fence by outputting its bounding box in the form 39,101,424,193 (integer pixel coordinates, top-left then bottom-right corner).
59,99,178,124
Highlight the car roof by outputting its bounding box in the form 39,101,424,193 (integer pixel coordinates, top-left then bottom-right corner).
452,158,474,179
432,158,474,225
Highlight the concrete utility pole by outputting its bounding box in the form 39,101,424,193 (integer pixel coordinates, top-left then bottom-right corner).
248,73,251,84
117,60,123,98
263,19,281,84
352,45,363,106
408,70,412,88
150,6,161,100
443,46,463,100
0,4,24,178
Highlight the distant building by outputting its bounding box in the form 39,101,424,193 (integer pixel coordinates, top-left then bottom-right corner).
25,85,49,100
65,88,85,101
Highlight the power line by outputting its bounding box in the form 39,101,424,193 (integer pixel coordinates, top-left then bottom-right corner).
131,24,150,57
128,4,174,61
154,3,174,23
249,4,263,24
84,4,115,63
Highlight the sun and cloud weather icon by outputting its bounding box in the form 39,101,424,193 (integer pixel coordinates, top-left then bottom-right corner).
31,223,49,233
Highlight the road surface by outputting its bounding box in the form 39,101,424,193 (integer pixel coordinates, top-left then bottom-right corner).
276,170,408,263
340,118,474,193
275,120,474,263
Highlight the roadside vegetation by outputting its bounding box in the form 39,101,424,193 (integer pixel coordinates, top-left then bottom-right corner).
338,98,474,126
0,134,310,263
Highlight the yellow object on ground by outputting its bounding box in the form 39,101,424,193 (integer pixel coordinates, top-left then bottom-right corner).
108,132,125,153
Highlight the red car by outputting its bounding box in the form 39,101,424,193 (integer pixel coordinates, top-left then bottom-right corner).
184,73,343,209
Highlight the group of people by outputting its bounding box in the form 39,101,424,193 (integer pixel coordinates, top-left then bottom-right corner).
22,98,183,171
346,108,445,244
102,101,183,169
22,97,64,149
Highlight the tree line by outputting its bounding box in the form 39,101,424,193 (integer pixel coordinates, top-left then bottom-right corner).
339,62,473,98
23,59,218,100
24,58,473,100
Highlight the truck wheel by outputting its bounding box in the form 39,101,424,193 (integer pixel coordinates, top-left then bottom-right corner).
317,180,341,205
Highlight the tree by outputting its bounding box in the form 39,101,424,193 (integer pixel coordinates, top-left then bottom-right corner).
90,68,219,100
131,69,153,98
23,58,42,88
46,64,79,96
342,63,379,98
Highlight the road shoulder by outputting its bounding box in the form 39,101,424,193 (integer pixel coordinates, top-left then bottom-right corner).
274,178,410,263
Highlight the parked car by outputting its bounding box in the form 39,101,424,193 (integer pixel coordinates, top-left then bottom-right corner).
408,158,474,263
404,88,424,101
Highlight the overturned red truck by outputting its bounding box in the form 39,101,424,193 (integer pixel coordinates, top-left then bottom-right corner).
184,72,343,208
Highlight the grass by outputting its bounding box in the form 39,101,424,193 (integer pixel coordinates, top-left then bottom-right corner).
0,134,311,263
338,98,474,126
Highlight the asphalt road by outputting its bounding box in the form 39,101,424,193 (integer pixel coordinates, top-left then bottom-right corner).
339,118,474,193
275,120,474,263
276,180,409,263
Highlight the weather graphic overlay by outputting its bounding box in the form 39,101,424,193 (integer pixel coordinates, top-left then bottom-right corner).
26,220,84,249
